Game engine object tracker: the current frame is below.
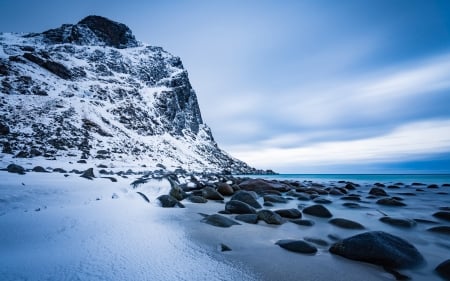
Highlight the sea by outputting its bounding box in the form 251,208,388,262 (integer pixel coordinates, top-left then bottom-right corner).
246,174,450,185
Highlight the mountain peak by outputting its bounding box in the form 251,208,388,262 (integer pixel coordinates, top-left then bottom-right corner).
40,15,139,49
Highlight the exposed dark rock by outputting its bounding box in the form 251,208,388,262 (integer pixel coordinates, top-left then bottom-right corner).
313,198,332,204
369,187,388,197
379,217,416,228
433,211,450,222
6,164,25,174
302,204,333,218
428,184,439,189
189,195,208,203
32,166,48,173
220,243,232,252
290,219,315,226
304,237,329,247
80,168,95,179
276,239,317,254
202,186,224,200
329,231,425,268
427,226,450,235
263,194,288,204
231,191,261,209
274,208,302,219
435,259,450,280
217,182,234,196
239,179,291,193
341,195,361,201
201,214,240,228
77,160,87,164
342,202,362,209
0,122,9,135
376,198,406,207
235,214,259,224
225,200,257,214
257,209,284,225
157,195,183,208
329,218,364,229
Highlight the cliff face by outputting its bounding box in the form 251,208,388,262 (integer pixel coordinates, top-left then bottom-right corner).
0,16,254,173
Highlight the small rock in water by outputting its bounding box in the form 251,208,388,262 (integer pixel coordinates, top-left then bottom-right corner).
341,195,361,201
313,198,332,204
274,208,302,219
302,204,333,218
80,168,95,179
290,219,315,226
275,239,317,254
157,195,179,208
428,184,439,189
231,191,262,209
220,243,232,252
263,194,288,204
304,237,329,247
376,198,406,207
435,259,450,280
6,164,25,174
379,217,416,228
427,226,450,236
329,231,424,269
342,202,362,209
329,218,365,229
202,186,224,200
201,214,241,228
369,187,388,197
225,200,257,214
257,209,284,225
433,211,450,222
217,182,234,196
263,202,274,207
189,195,208,203
235,214,259,224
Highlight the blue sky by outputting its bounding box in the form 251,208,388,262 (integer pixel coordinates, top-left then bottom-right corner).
1,0,450,173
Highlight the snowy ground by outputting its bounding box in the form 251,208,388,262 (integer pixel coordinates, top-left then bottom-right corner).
0,171,256,281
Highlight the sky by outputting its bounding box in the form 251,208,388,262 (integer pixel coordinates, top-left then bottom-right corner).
1,0,450,173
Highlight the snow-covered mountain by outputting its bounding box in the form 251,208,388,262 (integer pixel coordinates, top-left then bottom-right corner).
0,15,255,173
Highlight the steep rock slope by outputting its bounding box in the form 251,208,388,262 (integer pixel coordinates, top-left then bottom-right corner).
0,15,254,173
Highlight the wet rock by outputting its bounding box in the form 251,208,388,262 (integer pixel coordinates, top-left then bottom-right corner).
276,239,317,254
201,214,240,228
77,159,87,164
217,182,234,196
303,204,333,218
296,194,311,201
376,198,406,207
433,211,450,222
304,237,329,247
235,214,259,224
32,166,49,173
290,219,315,226
169,181,186,201
379,217,416,228
344,183,356,190
80,168,95,179
329,231,424,268
329,218,365,229
239,179,291,193
263,194,288,204
53,168,67,173
202,186,224,200
313,198,332,204
263,202,274,207
220,243,232,252
369,187,388,197
257,209,284,225
413,218,439,224
231,191,262,209
225,200,257,214
7,164,25,174
329,188,345,195
342,202,362,209
274,208,302,219
427,226,450,236
341,195,361,201
428,184,439,189
189,195,208,203
435,259,450,280
157,195,183,208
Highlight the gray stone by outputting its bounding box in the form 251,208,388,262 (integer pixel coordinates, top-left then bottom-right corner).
225,200,257,214
231,191,262,209
302,204,333,218
235,214,259,224
257,209,284,225
201,214,240,228
329,218,365,229
276,239,317,254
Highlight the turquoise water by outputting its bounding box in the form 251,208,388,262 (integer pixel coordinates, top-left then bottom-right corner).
246,174,450,185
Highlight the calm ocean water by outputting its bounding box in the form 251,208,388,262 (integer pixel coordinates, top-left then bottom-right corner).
247,174,450,185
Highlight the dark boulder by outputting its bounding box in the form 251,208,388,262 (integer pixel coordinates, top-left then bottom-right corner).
274,208,302,219
341,195,361,201
235,214,259,224
276,239,317,254
376,198,406,207
435,259,450,280
225,200,257,214
231,190,261,209
7,164,25,174
202,186,224,200
329,218,365,229
32,166,48,173
0,122,9,135
427,226,450,236
239,179,291,193
217,182,234,196
80,168,95,179
329,231,424,269
379,217,416,228
304,237,329,247
433,211,450,222
263,194,288,204
257,209,284,225
189,195,208,203
302,204,333,218
157,195,183,208
201,214,240,228
369,187,388,197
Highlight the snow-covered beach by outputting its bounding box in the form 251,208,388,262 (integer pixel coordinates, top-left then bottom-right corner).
1,163,449,281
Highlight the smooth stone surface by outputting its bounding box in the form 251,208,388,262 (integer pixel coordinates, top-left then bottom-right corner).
379,217,416,228
303,204,333,218
231,191,262,209
433,211,450,222
7,164,25,174
157,195,180,208
201,214,241,228
435,259,450,280
369,187,388,196
202,187,224,200
263,195,288,204
189,195,208,204
225,200,257,214
290,219,315,226
274,208,302,219
217,183,234,196
329,231,424,269
239,179,291,192
427,226,450,235
376,198,407,207
235,214,259,224
329,218,365,229
304,237,329,247
257,210,284,225
276,239,317,254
